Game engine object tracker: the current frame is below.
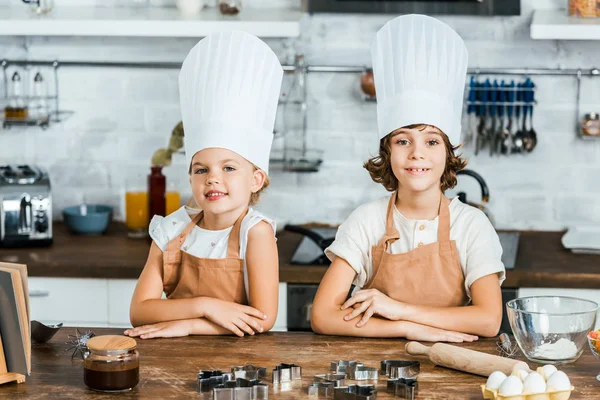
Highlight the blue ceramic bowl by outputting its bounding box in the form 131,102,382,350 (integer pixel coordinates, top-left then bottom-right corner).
62,204,113,235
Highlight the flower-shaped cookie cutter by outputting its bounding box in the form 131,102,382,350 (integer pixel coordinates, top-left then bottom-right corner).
379,360,420,379
333,384,377,400
387,377,418,399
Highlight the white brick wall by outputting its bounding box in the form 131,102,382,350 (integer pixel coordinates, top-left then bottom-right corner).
1,0,600,230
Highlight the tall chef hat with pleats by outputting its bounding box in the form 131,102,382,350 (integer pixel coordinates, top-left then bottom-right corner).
371,14,469,146
179,31,283,174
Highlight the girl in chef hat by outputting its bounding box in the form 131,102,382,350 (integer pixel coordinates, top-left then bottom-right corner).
125,31,282,339
311,15,505,341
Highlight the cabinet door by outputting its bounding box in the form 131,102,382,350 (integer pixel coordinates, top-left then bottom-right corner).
108,279,139,328
518,288,600,329
29,277,109,327
272,282,287,332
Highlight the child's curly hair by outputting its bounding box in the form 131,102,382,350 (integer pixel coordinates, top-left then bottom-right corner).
363,124,467,192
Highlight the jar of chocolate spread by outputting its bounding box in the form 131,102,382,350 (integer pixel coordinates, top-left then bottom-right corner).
83,335,139,392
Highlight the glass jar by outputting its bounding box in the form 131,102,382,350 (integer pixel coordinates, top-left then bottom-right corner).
219,0,241,15
568,0,597,17
581,112,600,136
83,335,139,392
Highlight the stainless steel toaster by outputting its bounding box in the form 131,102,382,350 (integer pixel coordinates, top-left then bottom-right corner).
0,164,53,247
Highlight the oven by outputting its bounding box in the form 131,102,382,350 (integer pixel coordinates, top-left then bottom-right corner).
305,0,521,16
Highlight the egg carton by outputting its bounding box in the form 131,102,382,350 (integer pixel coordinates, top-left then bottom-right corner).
480,385,575,400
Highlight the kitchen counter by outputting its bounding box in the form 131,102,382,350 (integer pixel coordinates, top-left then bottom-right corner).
1,328,598,399
1,223,600,288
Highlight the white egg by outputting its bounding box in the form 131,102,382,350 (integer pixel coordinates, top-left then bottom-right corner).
523,371,547,394
498,376,524,396
512,369,529,381
546,371,571,391
541,365,558,380
486,371,507,390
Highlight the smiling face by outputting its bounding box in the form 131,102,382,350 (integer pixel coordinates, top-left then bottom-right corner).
189,148,266,216
389,125,447,194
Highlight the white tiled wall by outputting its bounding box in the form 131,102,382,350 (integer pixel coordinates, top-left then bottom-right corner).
1,0,600,230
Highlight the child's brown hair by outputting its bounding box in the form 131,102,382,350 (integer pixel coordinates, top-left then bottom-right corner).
363,124,467,192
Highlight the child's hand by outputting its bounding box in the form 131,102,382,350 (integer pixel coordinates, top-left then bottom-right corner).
124,320,192,339
201,298,267,337
341,288,404,327
402,321,478,343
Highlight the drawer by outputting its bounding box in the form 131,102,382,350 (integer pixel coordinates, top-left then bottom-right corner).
28,277,108,326
108,279,138,328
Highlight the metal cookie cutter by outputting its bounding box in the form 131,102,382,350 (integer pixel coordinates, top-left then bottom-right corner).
308,374,347,398
231,365,268,380
272,363,302,384
379,360,420,379
330,360,357,374
333,384,377,400
387,378,418,400
331,361,378,380
213,378,268,400
198,370,233,393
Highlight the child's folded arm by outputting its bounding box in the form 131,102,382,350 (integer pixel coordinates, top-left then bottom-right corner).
310,257,477,342
245,220,279,332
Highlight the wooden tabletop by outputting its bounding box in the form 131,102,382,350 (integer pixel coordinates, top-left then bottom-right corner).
1,223,600,288
1,328,599,399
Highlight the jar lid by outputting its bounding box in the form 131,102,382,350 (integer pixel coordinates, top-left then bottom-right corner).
585,112,599,120
87,335,137,354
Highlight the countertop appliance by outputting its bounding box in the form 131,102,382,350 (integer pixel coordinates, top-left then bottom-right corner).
306,0,520,16
0,164,52,247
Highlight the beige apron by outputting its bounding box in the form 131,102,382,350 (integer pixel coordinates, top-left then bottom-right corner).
162,210,248,304
365,192,469,307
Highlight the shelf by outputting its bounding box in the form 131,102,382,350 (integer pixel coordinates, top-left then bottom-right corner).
0,6,303,38
531,9,600,40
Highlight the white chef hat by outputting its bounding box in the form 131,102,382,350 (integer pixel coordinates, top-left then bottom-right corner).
179,31,283,174
371,14,468,146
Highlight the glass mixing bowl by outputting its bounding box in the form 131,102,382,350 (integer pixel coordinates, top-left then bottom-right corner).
506,296,598,364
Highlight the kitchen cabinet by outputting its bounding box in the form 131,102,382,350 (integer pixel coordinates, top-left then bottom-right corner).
518,287,600,329
29,278,288,331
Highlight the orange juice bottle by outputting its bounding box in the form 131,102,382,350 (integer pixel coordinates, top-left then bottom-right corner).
165,191,181,216
125,191,149,238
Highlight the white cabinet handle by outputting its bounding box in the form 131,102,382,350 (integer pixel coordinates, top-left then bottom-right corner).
29,290,50,297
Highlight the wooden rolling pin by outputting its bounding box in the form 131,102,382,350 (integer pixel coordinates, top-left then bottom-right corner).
405,341,529,377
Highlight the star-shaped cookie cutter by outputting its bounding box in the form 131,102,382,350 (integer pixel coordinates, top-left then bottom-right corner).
213,377,268,400
308,373,347,397
379,360,420,379
197,370,233,393
386,378,418,399
330,361,378,380
333,384,377,400
272,363,302,384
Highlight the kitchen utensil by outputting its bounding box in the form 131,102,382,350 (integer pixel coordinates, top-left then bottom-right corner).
231,365,267,380
62,205,112,235
513,83,525,153
464,76,477,146
387,378,418,399
346,363,378,381
487,81,498,156
580,112,600,137
501,81,516,155
308,381,336,398
0,165,52,248
455,169,494,225
495,81,508,155
213,378,269,400
405,341,529,377
587,332,600,381
65,328,95,359
198,370,232,393
272,363,302,384
360,68,376,99
506,296,598,364
379,360,420,379
525,79,537,152
31,320,62,343
496,333,519,358
219,0,241,15
334,384,376,400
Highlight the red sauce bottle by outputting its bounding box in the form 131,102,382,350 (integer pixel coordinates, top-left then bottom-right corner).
148,166,166,217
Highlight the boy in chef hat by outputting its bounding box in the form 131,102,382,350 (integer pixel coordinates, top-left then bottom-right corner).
126,31,282,339
312,15,505,340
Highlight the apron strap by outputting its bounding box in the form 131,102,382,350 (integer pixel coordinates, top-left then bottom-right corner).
226,208,249,259
166,211,204,253
437,196,451,242
376,191,401,250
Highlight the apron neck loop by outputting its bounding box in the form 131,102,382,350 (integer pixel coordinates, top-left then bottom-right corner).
437,195,451,242
378,191,401,249
226,208,248,259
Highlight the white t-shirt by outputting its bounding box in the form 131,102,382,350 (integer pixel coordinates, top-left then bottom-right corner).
149,206,276,297
324,195,505,299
